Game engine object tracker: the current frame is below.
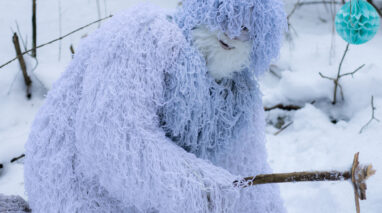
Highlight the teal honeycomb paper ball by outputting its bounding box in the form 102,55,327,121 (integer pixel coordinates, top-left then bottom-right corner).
335,0,380,45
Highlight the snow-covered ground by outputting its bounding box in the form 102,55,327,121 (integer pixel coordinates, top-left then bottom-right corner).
0,0,381,212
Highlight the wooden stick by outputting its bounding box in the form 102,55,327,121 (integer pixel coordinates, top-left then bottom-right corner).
233,170,351,187
351,152,361,213
32,0,37,57
234,153,375,213
13,33,32,99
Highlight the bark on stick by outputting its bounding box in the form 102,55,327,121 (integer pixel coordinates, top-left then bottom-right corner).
32,0,37,57
233,170,351,187
12,33,32,99
234,153,376,213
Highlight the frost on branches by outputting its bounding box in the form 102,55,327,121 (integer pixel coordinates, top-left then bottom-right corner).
23,0,286,212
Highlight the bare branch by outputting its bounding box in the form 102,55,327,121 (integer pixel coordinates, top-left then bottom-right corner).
336,43,350,79
340,64,365,78
319,43,365,105
274,121,294,136
10,154,25,163
360,96,380,133
287,0,301,20
264,104,302,111
0,15,113,69
15,21,28,52
319,72,335,80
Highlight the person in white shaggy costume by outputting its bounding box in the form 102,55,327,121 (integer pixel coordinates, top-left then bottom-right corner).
12,0,287,212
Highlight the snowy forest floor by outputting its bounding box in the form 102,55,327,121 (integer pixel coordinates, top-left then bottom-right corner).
0,0,381,212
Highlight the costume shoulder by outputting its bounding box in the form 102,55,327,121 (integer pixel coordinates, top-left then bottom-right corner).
83,4,192,75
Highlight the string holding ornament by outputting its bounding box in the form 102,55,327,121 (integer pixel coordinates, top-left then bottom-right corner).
335,0,380,44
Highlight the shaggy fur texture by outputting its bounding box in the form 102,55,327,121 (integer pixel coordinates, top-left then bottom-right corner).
176,0,287,77
0,194,30,213
24,0,287,212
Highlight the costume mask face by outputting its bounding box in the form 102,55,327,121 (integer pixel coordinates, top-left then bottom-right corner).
176,0,287,77
192,26,251,80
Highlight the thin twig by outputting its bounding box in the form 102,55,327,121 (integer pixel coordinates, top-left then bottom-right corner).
0,15,113,69
15,21,28,52
319,43,365,105
340,64,365,78
319,72,335,80
274,121,294,135
10,154,25,163
333,43,350,104
287,0,301,20
359,96,379,134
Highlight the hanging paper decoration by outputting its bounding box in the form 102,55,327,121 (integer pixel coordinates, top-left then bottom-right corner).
335,0,380,45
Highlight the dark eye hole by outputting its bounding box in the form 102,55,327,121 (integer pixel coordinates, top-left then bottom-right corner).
241,26,248,32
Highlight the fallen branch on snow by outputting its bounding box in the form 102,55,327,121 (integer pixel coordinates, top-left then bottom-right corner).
264,104,302,111
234,152,375,213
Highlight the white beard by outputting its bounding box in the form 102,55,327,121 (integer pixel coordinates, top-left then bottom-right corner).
191,26,251,80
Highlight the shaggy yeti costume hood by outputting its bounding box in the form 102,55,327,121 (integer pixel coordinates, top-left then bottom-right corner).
22,1,287,212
